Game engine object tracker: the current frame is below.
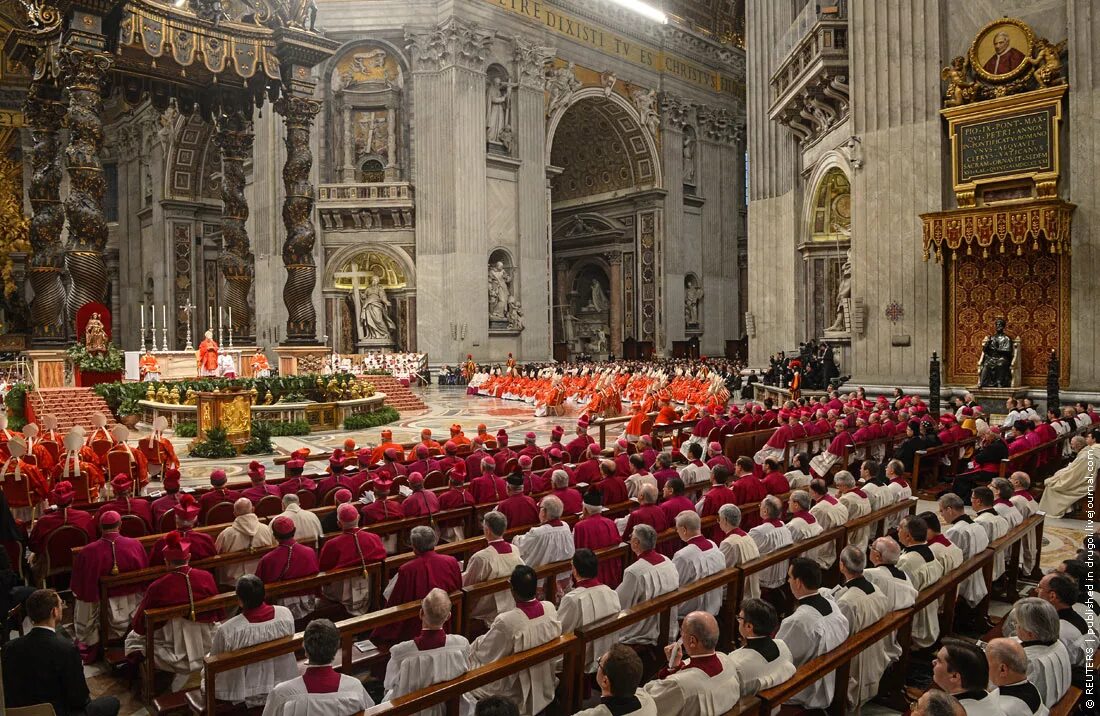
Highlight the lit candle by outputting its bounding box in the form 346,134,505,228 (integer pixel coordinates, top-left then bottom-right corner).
219,306,223,333
228,306,233,332
162,304,166,329
140,304,145,333
209,304,213,330
151,304,156,331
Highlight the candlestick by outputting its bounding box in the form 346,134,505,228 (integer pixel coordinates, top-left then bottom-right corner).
140,304,146,351
227,307,234,348
209,304,214,333
162,303,166,332
218,306,224,346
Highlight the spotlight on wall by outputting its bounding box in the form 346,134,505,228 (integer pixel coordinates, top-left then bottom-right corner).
608,0,668,24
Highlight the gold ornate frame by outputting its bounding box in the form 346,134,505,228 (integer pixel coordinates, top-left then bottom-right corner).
968,17,1036,83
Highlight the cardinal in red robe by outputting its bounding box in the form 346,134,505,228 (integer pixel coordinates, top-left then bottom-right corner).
371,527,461,645
572,491,624,587
149,495,216,566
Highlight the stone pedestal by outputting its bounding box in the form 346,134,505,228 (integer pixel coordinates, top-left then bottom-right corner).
24,349,69,388
969,386,1031,419
275,345,329,375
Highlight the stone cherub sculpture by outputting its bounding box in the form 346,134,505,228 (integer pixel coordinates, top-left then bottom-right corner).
1027,38,1067,87
941,56,978,107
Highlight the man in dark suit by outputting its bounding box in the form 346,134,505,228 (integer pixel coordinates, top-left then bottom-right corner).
2,588,120,715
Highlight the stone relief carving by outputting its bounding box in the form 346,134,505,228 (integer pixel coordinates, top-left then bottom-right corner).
659,92,691,131
360,275,396,342
600,71,617,97
682,127,697,185
511,38,555,89
630,87,659,138
546,61,581,116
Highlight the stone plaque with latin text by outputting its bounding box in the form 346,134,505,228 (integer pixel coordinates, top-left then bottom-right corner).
956,107,1054,183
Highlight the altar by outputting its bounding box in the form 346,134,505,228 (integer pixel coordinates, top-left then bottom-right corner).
124,349,255,381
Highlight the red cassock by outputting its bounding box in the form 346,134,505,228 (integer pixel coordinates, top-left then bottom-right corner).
492,449,516,476
241,484,282,503
199,487,242,518
565,436,595,463
464,450,492,478
659,496,696,525
761,471,790,495
522,472,550,494
28,507,95,554
372,551,461,644
470,475,507,504
95,497,153,531
653,468,679,491
572,514,623,587
360,498,403,525
595,476,628,506
614,454,631,477
107,444,149,487
131,567,223,633
699,485,737,518
622,504,670,544
27,442,56,472
151,493,182,527
257,542,321,597
405,459,438,477
401,490,440,518
141,436,179,470
552,488,583,515
496,494,540,529
278,476,318,497
314,474,361,499
573,460,601,485
438,487,476,510
71,534,149,602
0,459,50,508
732,476,768,504
319,529,386,572
762,425,793,451
52,457,106,502
707,456,734,472
149,530,217,566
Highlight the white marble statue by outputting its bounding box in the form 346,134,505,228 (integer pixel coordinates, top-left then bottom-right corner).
506,297,524,331
546,62,581,115
361,275,397,342
585,279,609,312
488,261,513,320
825,251,852,333
486,76,513,144
683,131,697,184
631,88,659,138
685,280,703,326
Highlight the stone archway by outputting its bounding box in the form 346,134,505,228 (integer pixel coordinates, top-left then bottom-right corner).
323,244,416,353
801,157,852,340
547,90,661,360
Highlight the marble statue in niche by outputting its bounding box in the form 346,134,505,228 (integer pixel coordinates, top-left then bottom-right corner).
486,67,516,149
584,278,608,312
683,127,697,185
825,250,852,334
360,275,397,342
685,275,703,328
353,110,389,165
488,260,513,321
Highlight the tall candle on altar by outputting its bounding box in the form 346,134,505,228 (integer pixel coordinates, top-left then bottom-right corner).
151,303,156,331
162,304,166,329
209,305,213,331
140,304,145,333
219,306,223,333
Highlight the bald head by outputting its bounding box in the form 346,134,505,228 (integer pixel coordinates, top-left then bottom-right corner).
912,690,964,716
986,638,1029,686
681,611,719,655
233,497,253,517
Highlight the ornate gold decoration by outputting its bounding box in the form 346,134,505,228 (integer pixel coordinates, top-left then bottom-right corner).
942,18,1065,106
0,158,30,305
214,108,256,343
921,199,1074,263
223,395,251,435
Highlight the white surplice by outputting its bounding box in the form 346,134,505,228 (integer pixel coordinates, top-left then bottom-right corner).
615,555,681,645
992,681,1050,716
123,618,214,674
810,497,849,569
214,514,276,584
776,590,850,710
262,673,374,716
383,635,471,716
573,690,658,716
642,652,742,716
1009,493,1040,574
1022,639,1072,708
897,544,945,649
462,542,526,625
277,503,324,548
728,638,796,696
958,690,1010,716
747,521,793,590
205,606,299,706
944,517,989,607
787,514,825,570
468,602,563,716
558,583,622,672
833,578,891,707
719,532,761,600
74,593,141,646
625,473,659,499
864,564,918,661
975,509,1011,579
1038,445,1097,518
672,539,727,615
511,522,575,597
838,491,872,550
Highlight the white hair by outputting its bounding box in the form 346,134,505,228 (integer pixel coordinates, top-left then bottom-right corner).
872,537,901,564
675,510,701,532
840,545,866,574
540,495,564,520
718,503,742,528
421,588,452,628
551,470,569,488
834,471,856,488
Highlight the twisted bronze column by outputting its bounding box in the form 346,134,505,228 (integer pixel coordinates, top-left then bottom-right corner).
274,94,321,345
24,83,68,345
214,109,256,345
60,46,112,320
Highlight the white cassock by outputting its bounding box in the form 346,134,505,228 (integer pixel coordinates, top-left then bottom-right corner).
642,653,742,716
884,479,912,531
469,602,563,716
123,619,214,675
810,496,849,570
672,537,726,615
626,473,658,499
383,634,472,716
1057,608,1093,667
785,469,812,490
833,577,891,707
787,513,825,570
1022,639,1072,708
897,544,945,649
511,522,574,597
214,515,276,584
958,690,1011,716
558,582,622,672
992,681,1050,716
678,462,712,492
262,670,374,716
573,689,658,716
728,638,796,697
860,481,890,512
929,535,965,574
277,504,324,547
838,491,872,550
719,531,761,600
975,509,1010,580
206,606,299,706
1010,492,1040,574
864,564,918,661
944,516,990,607
615,553,681,645
776,590,849,709
747,521,794,590
462,542,526,625
1039,445,1097,518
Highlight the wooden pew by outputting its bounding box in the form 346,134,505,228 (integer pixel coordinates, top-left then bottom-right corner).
782,430,836,470
723,428,776,462
910,437,977,493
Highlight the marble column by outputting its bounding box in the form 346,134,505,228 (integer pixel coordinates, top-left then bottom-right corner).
659,94,689,347
699,109,743,356
214,107,256,345
23,82,67,346
406,18,494,361
513,38,555,360
275,87,322,345
606,252,623,355
59,15,113,323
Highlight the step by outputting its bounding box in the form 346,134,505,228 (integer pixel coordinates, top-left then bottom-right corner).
26,387,116,432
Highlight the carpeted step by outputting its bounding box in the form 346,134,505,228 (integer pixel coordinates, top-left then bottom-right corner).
26,387,116,432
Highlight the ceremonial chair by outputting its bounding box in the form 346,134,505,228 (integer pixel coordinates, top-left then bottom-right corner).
158,510,178,533
0,475,33,516
731,422,750,434
204,501,236,526
138,441,164,479
531,454,549,470
39,440,60,464
90,438,113,460
456,444,473,457
41,524,89,588
2,603,25,647
66,470,94,505
255,494,283,518
295,489,317,509
119,514,149,538
625,442,637,455
20,454,37,466
321,487,340,506
423,470,447,489
640,418,654,436
706,428,722,445
106,451,136,483
500,457,519,476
